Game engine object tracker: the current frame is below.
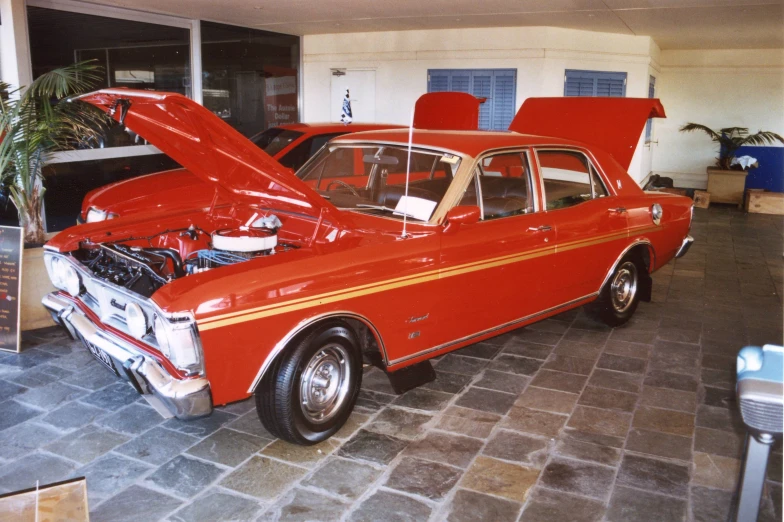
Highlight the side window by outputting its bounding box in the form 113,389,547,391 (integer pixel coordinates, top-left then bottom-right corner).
591,166,608,198
538,150,594,210
459,152,532,220
279,134,342,171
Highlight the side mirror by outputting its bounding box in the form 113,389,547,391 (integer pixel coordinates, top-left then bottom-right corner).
444,205,480,233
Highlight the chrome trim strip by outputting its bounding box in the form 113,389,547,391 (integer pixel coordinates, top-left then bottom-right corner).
599,240,656,291
675,235,694,258
247,311,387,393
387,292,597,367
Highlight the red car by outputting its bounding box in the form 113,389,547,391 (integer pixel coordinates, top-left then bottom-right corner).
79,122,402,223
42,89,693,445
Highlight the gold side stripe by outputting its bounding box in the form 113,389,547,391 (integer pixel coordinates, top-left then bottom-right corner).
197,224,660,331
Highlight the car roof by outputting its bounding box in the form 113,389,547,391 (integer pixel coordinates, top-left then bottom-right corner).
277,122,405,134
331,128,588,157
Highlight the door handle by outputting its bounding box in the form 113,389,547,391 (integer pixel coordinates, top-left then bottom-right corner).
609,207,627,214
527,225,552,232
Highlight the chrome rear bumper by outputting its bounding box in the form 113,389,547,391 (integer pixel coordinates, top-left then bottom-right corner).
42,292,212,419
675,235,694,258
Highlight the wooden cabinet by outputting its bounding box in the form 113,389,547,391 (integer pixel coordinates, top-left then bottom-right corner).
706,168,749,206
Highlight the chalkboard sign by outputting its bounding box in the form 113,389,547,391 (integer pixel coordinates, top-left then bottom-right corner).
0,226,23,353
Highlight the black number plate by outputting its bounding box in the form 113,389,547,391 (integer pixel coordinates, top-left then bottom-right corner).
84,340,119,376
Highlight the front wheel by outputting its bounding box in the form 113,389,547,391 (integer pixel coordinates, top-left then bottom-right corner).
256,322,362,445
587,256,642,327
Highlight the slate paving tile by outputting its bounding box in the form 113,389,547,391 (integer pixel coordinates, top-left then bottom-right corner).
602,339,651,359
567,405,631,438
261,438,338,468
610,328,656,345
146,455,225,499
39,400,106,431
528,318,571,334
503,406,568,437
656,325,701,344
596,353,647,374
639,385,697,413
365,406,433,440
72,454,152,504
96,403,164,435
0,378,27,399
0,348,58,370
696,403,744,432
694,426,745,458
260,488,349,522
392,388,451,412
186,428,270,467
542,354,595,375
701,368,736,389
81,381,141,410
559,429,627,451
47,350,97,373
514,386,577,414
46,425,130,464
422,370,472,394
626,428,692,461
348,490,431,522
539,456,615,500
530,369,587,394
302,457,382,500
115,426,199,464
361,368,397,395
649,342,701,376
0,453,79,493
455,386,516,415
484,429,551,467
90,485,182,522
643,370,699,392
577,386,637,412
554,436,622,466
0,399,41,432
338,429,408,465
216,398,256,416
457,342,502,359
701,353,735,372
355,390,394,413
404,431,483,468
443,489,522,522
461,456,539,503
691,485,735,522
606,485,687,522
518,487,605,522
561,327,610,345
0,421,62,460
385,456,462,500
15,381,86,410
474,369,529,394
434,353,488,375
514,329,563,346
488,354,543,376
62,365,120,391
435,405,501,439
170,490,261,522
692,452,742,490
586,369,643,395
220,455,306,500
616,454,690,498
8,364,71,388
226,411,276,439
632,405,695,437
701,384,736,408
333,412,370,440
163,409,236,437
502,341,552,360
553,340,604,361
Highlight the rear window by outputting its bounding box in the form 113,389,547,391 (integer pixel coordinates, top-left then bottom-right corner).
250,128,304,157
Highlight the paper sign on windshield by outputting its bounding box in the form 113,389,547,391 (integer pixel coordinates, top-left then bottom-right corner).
394,196,437,222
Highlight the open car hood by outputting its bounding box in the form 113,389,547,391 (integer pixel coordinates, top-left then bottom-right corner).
413,92,481,131
508,97,666,171
78,89,332,216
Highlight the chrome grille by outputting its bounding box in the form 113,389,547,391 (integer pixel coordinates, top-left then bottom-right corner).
739,398,783,434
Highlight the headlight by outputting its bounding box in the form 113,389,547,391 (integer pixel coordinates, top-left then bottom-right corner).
63,265,82,297
85,207,118,223
154,314,202,374
651,203,663,225
125,303,147,339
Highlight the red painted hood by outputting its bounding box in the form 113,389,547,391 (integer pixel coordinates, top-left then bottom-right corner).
413,92,481,131
508,97,666,171
78,89,333,217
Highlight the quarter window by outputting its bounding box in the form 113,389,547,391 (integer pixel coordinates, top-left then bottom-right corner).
538,150,606,210
459,152,533,220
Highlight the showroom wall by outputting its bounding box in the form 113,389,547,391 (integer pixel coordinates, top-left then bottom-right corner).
302,27,661,183
653,49,784,189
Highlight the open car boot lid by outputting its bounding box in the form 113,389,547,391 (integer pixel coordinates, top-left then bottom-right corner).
76,89,335,217
508,97,666,171
413,92,482,131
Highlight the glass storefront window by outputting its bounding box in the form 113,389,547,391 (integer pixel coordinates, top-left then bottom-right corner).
201,22,300,137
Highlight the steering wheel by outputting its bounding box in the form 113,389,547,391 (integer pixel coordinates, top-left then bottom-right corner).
325,179,360,198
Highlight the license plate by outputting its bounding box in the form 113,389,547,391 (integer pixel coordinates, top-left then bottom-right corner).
84,340,119,376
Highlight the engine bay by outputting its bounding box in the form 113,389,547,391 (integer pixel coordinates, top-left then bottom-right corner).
71,211,304,298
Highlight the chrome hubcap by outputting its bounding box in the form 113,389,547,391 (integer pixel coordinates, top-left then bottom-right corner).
610,262,638,313
300,344,351,424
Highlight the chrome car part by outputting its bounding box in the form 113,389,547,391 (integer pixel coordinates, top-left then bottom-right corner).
610,261,638,313
299,343,352,424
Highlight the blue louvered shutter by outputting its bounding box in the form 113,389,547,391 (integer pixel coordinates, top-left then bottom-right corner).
491,72,516,131
472,73,492,130
427,69,517,131
645,75,656,141
428,71,449,92
564,70,627,97
451,73,471,93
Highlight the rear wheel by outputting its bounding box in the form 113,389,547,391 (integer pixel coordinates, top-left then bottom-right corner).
256,322,362,445
587,255,642,327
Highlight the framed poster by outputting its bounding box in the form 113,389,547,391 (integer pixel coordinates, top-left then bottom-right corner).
0,226,23,353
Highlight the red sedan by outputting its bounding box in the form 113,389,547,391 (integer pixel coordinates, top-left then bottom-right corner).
79,122,402,223
42,90,693,445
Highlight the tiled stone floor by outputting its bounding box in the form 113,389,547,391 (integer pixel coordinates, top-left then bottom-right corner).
0,206,782,522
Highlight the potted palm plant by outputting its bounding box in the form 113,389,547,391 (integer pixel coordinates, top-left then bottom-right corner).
0,61,107,245
679,123,784,206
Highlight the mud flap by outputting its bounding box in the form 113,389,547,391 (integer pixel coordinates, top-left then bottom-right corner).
385,360,436,395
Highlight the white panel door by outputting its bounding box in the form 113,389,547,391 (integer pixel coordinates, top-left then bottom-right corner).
330,69,376,122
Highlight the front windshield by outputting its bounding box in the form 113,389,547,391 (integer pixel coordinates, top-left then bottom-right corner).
250,128,305,157
297,144,462,222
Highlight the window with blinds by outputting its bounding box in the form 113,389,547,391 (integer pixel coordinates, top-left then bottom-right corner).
645,75,656,142
564,70,627,98
427,69,517,131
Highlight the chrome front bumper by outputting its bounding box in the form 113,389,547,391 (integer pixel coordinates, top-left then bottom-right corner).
675,235,694,258
42,292,212,419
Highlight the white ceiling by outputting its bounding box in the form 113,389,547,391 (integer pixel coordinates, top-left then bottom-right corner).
88,0,784,49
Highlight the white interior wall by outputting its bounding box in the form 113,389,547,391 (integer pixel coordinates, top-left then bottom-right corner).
653,49,784,189
0,0,32,88
303,26,658,183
